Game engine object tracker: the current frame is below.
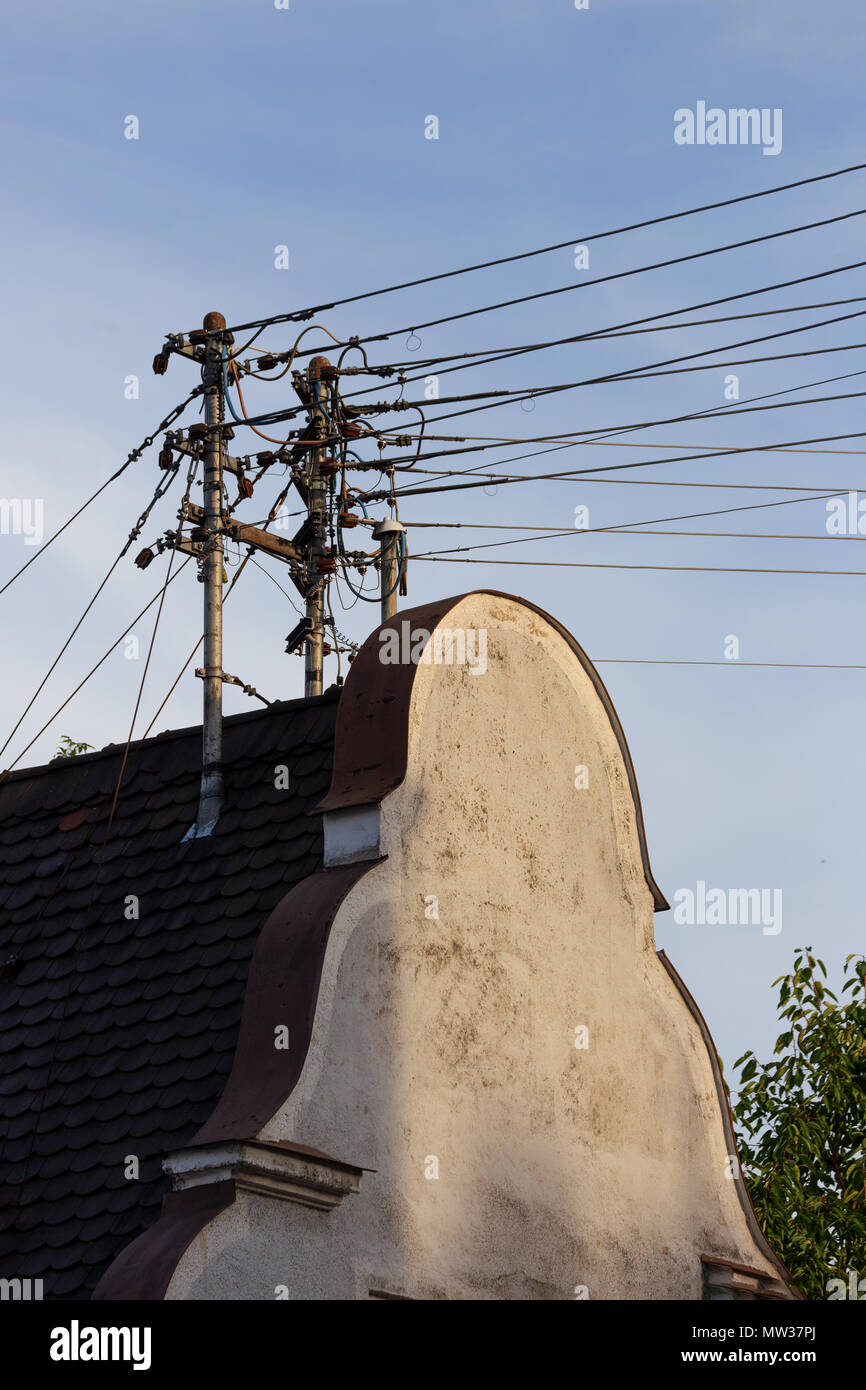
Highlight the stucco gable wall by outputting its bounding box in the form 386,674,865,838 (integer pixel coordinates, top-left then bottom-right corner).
167,594,783,1300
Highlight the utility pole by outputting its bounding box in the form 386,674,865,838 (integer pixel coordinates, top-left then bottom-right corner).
303,356,331,697
194,310,227,833
149,317,414,798
372,517,406,622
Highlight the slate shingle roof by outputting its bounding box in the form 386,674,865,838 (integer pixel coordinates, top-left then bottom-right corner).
0,689,339,1300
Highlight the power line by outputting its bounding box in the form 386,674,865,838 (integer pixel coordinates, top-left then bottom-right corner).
0,560,192,780
411,555,866,577
236,332,866,438
0,388,200,599
0,461,191,761
247,554,304,616
371,306,866,434
0,549,126,761
225,265,866,450
219,246,866,432
330,269,866,401
407,522,855,543
225,283,866,489
568,296,866,339
382,384,866,463
388,363,866,455
407,492,845,559
384,371,866,499
327,206,866,351
216,161,866,335
406,475,859,492
35,204,866,754
593,658,866,670
392,425,866,500
376,429,866,501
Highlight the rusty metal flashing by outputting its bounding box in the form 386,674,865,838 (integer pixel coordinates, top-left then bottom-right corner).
92,1180,236,1301
316,591,668,911
93,863,377,1299
191,859,380,1146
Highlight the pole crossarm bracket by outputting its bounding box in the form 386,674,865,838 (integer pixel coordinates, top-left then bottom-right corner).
194,667,272,706
171,537,205,559
174,437,245,478
224,520,303,566
180,503,302,568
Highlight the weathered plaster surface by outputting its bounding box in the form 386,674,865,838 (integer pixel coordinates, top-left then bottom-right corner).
167,594,783,1300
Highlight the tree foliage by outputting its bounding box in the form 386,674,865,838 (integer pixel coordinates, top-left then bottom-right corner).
54,735,93,759
731,948,866,1300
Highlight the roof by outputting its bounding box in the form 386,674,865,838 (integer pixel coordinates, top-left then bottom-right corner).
0,689,340,1300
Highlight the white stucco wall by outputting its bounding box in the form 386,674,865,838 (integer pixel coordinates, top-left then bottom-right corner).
167,594,781,1300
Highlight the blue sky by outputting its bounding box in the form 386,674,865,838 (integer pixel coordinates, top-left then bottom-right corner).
2,0,865,1073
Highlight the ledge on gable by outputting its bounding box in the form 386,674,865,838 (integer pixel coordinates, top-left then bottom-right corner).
163,1138,364,1212
701,1255,793,1301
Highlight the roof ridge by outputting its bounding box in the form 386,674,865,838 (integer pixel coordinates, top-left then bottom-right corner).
0,686,342,786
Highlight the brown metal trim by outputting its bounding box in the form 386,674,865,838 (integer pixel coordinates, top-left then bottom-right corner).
91,856,377,1300
315,597,458,813
317,591,668,911
191,860,379,1145
92,1180,236,1301
658,950,801,1298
